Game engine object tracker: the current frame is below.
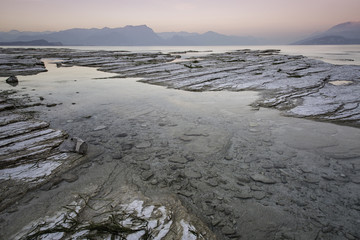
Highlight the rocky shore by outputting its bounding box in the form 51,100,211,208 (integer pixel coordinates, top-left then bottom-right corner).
1,48,360,126
0,47,360,239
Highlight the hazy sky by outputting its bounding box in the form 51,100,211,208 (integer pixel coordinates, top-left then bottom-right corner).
1,0,359,41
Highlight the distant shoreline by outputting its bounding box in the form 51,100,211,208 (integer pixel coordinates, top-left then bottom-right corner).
0,39,62,46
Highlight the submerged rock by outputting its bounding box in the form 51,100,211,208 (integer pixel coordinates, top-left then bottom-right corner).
93,125,107,131
251,173,277,184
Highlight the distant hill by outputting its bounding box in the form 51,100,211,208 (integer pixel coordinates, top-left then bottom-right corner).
0,25,260,46
158,31,260,45
0,39,62,46
10,25,164,46
293,21,360,45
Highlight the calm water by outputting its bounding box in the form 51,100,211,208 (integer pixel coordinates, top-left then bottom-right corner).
2,45,360,65
2,55,360,239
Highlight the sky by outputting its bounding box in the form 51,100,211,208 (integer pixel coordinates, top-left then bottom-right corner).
1,0,359,42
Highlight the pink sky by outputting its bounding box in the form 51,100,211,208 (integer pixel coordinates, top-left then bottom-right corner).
1,0,359,40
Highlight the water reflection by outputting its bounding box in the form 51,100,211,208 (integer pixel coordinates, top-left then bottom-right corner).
2,60,360,239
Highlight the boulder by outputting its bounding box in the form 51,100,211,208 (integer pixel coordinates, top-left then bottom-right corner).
59,137,88,155
6,75,18,86
74,137,87,155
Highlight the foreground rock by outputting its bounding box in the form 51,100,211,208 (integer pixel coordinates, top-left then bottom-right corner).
0,90,85,211
11,182,215,240
0,48,47,76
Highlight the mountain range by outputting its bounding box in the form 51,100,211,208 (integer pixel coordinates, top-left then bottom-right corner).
0,25,260,46
0,21,359,46
293,21,360,45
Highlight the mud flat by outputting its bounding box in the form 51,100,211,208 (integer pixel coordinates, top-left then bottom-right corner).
0,48,360,239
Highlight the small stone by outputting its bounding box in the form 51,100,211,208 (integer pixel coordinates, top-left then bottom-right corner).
321,174,335,181
184,154,195,162
134,155,150,161
141,171,154,181
294,200,308,207
59,138,76,152
139,163,151,170
150,179,158,185
6,75,18,86
273,163,286,169
249,128,259,133
46,103,57,107
39,96,44,101
121,143,134,151
184,131,209,137
249,122,258,127
250,185,263,191
135,141,152,149
6,207,19,213
280,175,287,183
222,226,236,235
62,173,78,183
303,175,319,184
170,164,185,170
236,176,251,184
321,225,335,233
252,191,266,200
116,133,128,138
251,174,276,184
262,163,273,169
185,170,202,179
351,175,360,184
224,155,233,161
178,191,193,198
207,178,219,187
216,205,225,212
179,135,192,142
94,125,107,131
40,182,53,191
300,166,312,173
74,137,87,155
345,233,356,240
236,192,252,199
59,137,87,154
112,153,123,159
169,156,188,164
211,217,222,226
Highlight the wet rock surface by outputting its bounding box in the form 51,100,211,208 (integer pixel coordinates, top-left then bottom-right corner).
0,90,85,213
0,47,360,239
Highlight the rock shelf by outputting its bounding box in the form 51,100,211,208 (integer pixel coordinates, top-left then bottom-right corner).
0,91,84,212
2,47,359,127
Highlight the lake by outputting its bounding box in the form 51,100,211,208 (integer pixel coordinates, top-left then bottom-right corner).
3,44,360,65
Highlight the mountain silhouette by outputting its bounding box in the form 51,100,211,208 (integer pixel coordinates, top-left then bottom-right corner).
293,21,360,45
0,25,260,46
